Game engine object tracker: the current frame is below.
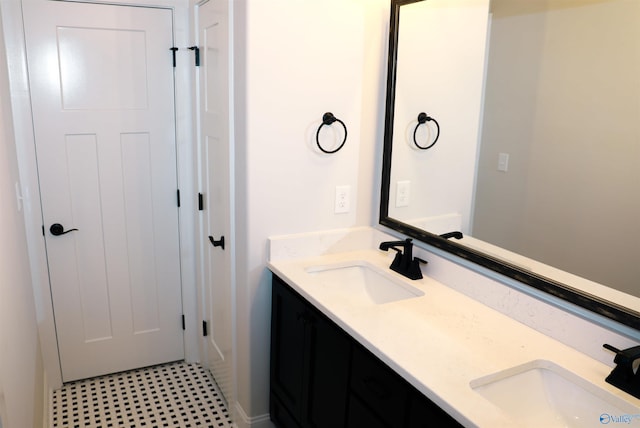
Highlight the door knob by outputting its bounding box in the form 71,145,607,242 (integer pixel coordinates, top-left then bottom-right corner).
208,235,225,250
50,223,78,236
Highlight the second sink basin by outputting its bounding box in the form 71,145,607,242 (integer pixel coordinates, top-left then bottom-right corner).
470,360,640,427
305,261,424,304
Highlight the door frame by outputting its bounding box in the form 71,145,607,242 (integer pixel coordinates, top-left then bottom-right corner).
2,0,199,389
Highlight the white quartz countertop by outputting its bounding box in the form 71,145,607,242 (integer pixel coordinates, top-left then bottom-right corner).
268,248,640,427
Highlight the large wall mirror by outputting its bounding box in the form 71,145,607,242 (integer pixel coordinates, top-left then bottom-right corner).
380,0,640,331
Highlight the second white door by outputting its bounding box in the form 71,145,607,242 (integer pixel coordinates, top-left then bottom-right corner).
197,0,234,404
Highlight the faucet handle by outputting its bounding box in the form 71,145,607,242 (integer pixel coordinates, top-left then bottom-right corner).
604,344,640,365
403,256,426,280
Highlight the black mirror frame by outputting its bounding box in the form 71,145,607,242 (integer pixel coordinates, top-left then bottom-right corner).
379,0,640,332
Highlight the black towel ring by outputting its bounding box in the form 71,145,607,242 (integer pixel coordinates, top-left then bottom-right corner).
316,112,348,154
413,112,440,150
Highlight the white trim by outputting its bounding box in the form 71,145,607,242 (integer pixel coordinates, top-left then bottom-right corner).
167,0,200,367
2,0,63,388
233,401,273,428
42,371,51,428
0,389,5,428
228,0,239,417
192,0,207,375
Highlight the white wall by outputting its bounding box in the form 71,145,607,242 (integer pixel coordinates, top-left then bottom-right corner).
0,2,45,426
233,0,389,424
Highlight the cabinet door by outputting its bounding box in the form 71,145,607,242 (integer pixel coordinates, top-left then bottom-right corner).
346,394,388,428
271,393,303,428
407,390,462,428
305,308,351,428
271,276,309,423
350,345,409,428
271,276,352,428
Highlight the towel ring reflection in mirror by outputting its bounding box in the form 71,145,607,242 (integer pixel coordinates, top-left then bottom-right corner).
316,112,348,154
413,112,440,150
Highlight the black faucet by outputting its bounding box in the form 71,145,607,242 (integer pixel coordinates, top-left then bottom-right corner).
378,238,427,280
603,343,640,399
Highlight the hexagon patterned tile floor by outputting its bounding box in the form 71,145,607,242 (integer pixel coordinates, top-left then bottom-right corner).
51,361,232,428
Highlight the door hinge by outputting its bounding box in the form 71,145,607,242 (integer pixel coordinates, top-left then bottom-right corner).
202,320,208,337
188,46,200,67
42,225,45,236
170,47,179,67
198,193,204,211
181,314,186,330
177,189,181,207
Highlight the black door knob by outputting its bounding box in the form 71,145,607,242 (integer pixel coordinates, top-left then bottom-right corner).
50,223,78,236
208,235,225,250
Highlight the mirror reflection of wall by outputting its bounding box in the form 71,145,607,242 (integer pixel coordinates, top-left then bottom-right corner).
388,0,490,234
474,0,640,296
389,0,640,298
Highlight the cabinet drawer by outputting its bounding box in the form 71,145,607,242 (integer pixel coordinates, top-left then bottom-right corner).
350,345,408,427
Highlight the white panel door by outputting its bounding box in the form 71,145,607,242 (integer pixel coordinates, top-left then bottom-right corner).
197,0,233,404
23,0,184,382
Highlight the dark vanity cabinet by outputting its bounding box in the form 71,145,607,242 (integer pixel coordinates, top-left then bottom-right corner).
270,275,462,428
270,275,351,428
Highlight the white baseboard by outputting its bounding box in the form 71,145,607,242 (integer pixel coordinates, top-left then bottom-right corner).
232,401,274,428
43,371,51,428
0,388,5,428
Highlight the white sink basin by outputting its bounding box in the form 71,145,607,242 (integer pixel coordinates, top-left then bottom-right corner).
305,261,424,304
470,360,640,427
